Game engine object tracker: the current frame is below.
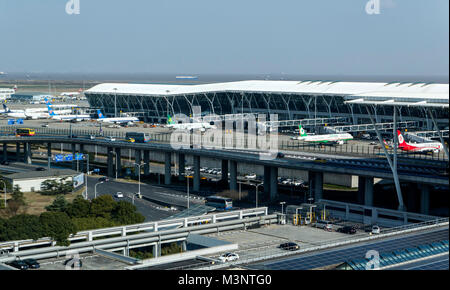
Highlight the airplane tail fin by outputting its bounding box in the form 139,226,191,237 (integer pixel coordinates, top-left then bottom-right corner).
299,125,307,137
47,105,56,116
397,130,407,146
167,115,175,125
2,103,9,113
97,110,105,119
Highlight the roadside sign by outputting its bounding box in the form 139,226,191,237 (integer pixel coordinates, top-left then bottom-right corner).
64,154,73,161
55,154,64,162
16,119,24,124
75,153,84,160
7,119,15,125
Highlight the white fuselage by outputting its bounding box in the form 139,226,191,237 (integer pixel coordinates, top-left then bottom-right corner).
295,133,353,144
167,122,216,131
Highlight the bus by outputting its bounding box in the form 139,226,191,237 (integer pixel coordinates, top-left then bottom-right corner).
205,196,233,211
16,128,36,136
125,132,150,143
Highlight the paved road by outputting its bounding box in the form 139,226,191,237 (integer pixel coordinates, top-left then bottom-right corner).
86,177,204,222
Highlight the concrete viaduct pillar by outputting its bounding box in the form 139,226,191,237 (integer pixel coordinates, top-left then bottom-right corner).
79,144,85,172
164,152,172,185
3,143,8,162
47,143,51,160
269,167,278,201
134,149,142,178
309,171,323,202
178,153,185,181
107,147,114,178
71,143,76,170
16,143,20,162
193,155,201,192
24,143,32,165
358,176,374,207
264,166,271,198
419,184,430,215
229,160,237,192
221,159,229,184
115,148,122,178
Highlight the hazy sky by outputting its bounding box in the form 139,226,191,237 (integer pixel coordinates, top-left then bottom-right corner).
0,0,448,78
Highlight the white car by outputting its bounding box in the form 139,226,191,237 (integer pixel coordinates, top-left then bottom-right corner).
245,174,257,180
218,252,239,263
114,192,124,198
372,225,381,234
106,136,116,142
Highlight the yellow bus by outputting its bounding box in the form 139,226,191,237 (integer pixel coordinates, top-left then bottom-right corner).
16,128,36,137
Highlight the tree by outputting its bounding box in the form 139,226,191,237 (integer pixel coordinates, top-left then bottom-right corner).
0,215,44,241
11,185,25,205
40,212,76,246
65,195,90,218
112,201,145,225
90,195,116,219
40,178,74,196
45,195,68,212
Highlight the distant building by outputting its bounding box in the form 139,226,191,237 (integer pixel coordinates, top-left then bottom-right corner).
10,92,52,102
0,88,15,101
3,169,84,192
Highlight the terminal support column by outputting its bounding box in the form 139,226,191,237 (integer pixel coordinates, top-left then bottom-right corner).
107,147,114,178
229,160,237,192
164,152,172,185
269,167,278,201
143,150,150,176
193,155,200,192
178,153,185,181
115,148,122,178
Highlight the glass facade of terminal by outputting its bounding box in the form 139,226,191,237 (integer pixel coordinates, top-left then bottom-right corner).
84,92,449,128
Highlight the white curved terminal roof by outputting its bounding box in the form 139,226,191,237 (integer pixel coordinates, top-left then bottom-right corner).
85,80,449,108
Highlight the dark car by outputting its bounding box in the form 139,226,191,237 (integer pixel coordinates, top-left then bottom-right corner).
279,242,300,251
8,260,29,270
63,258,83,269
23,258,40,269
0,160,9,165
98,177,109,182
276,152,285,158
338,226,357,234
35,167,46,171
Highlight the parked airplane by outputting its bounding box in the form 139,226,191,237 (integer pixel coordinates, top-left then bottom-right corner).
166,115,217,132
96,109,139,125
48,105,90,122
1,104,49,119
396,130,443,154
291,125,353,145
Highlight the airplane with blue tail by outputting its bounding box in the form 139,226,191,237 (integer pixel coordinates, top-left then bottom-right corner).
95,109,139,125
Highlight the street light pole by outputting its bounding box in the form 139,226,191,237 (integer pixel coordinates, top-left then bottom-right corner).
94,181,104,199
110,151,118,181
1,180,6,208
84,155,89,200
134,163,146,197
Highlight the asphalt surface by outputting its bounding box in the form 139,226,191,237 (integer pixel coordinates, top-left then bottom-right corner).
86,176,204,221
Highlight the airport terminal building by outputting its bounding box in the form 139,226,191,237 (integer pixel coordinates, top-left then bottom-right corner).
84,80,449,128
